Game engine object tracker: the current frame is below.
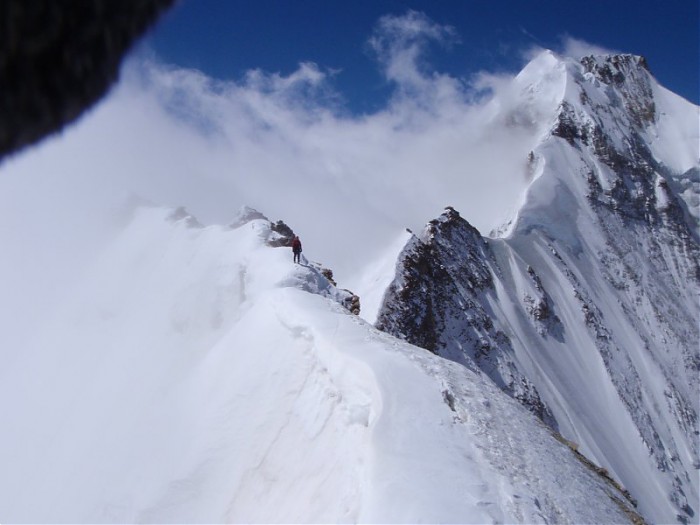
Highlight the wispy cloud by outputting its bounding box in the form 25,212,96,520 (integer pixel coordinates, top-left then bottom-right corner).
368,10,459,91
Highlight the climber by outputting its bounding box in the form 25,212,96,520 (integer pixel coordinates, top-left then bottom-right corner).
292,235,302,264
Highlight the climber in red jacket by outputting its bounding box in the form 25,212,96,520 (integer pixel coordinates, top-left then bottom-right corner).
292,235,302,264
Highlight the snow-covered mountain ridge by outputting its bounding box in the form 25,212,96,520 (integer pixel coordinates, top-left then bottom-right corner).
0,47,695,524
0,205,644,523
376,52,699,524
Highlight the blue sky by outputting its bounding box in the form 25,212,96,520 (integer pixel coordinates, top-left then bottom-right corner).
142,0,699,112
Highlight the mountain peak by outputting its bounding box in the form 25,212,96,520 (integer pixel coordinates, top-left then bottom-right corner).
513,50,657,127
377,58,700,520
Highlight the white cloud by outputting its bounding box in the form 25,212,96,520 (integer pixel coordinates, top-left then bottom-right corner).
368,10,462,103
0,11,556,297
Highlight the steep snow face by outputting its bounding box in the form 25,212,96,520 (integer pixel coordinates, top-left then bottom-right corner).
0,206,642,523
377,53,699,525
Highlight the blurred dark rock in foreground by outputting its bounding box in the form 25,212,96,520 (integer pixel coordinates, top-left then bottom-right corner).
0,0,174,161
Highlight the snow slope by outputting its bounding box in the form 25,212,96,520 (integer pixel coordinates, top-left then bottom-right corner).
0,206,641,523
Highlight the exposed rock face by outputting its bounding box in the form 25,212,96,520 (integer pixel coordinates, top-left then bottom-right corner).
0,0,174,160
377,207,555,426
377,54,699,525
319,268,360,315
579,54,655,126
269,220,296,248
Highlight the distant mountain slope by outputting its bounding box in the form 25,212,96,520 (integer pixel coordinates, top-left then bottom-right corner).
377,52,699,524
0,206,641,523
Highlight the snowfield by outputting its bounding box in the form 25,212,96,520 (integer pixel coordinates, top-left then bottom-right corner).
0,207,640,523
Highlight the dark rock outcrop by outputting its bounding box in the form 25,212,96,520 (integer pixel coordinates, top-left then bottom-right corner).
269,220,295,248
377,207,554,425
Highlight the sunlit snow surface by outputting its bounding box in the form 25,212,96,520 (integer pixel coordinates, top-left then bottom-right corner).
0,208,638,523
